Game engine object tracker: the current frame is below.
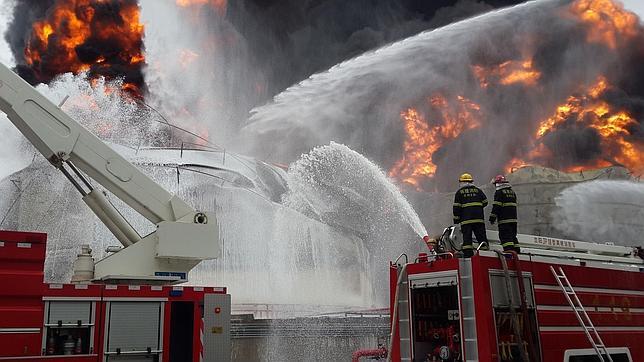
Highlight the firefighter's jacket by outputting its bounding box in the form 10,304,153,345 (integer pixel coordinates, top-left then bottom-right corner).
491,184,518,224
453,184,488,225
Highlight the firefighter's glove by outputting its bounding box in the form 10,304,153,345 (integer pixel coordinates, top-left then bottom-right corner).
489,215,496,225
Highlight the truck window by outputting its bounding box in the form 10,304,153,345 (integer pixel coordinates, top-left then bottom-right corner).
568,352,631,362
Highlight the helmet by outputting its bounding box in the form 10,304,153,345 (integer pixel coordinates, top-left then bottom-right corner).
493,174,508,184
458,173,473,183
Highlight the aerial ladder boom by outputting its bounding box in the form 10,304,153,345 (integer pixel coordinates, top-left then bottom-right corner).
0,62,220,284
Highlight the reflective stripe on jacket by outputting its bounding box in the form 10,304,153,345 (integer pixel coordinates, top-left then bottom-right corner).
453,185,488,225
491,184,517,224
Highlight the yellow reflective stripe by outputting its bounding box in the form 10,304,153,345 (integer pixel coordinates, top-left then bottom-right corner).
462,244,474,249
502,202,517,207
461,219,484,225
483,199,488,205
493,201,503,206
453,216,461,220
501,241,515,247
453,203,462,207
498,219,517,224
462,202,483,207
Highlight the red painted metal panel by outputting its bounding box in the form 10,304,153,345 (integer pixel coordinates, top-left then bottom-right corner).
471,255,499,361
0,333,42,358
388,263,400,362
529,262,644,291
537,310,644,327
535,289,644,309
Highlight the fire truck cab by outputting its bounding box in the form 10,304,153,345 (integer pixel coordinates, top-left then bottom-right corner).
388,228,644,362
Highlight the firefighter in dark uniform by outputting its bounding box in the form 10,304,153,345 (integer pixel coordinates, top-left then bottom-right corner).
489,174,520,253
453,173,488,258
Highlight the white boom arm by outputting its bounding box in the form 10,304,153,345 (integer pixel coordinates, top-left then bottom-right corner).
0,62,220,283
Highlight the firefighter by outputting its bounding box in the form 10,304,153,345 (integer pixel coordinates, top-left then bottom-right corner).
453,173,488,257
489,174,520,253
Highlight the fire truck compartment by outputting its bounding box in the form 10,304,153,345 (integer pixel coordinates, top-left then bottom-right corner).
489,270,541,361
409,272,462,361
105,301,163,361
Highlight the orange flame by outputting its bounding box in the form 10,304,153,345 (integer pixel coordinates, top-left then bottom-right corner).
24,0,144,96
176,0,227,15
518,76,643,174
472,58,541,88
569,0,638,49
390,95,481,188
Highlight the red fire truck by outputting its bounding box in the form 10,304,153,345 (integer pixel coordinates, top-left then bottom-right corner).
386,227,644,362
0,230,230,361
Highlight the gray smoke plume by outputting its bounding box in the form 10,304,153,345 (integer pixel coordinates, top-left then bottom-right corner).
243,0,644,190
553,180,644,246
3,0,523,152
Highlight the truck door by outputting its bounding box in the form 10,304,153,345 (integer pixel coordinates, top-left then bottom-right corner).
104,301,163,362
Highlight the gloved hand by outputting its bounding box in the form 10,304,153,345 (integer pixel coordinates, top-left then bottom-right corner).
489,215,496,224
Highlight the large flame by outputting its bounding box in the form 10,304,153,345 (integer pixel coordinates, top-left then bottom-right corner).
472,58,541,88
569,0,638,49
520,76,643,173
390,0,643,189
24,0,145,96
389,95,481,189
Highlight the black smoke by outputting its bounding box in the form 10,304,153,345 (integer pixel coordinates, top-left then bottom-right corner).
243,0,644,190
227,0,523,101
6,0,144,94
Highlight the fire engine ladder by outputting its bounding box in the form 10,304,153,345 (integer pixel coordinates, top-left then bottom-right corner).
549,266,613,362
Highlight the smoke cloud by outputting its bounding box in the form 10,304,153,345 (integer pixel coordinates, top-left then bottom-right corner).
553,180,644,246
244,0,644,190
3,0,524,153
6,0,145,93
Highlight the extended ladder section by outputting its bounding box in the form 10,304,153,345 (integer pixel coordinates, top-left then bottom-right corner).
550,266,614,362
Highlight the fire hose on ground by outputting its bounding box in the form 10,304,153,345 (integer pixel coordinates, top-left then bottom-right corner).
351,347,388,362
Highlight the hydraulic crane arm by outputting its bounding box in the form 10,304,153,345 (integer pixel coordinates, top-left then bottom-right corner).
0,62,192,225
0,62,220,284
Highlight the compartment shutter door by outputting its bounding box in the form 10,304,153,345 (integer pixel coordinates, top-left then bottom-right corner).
47,301,92,325
107,302,162,352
